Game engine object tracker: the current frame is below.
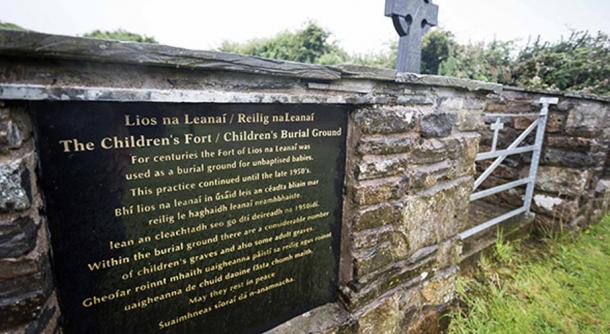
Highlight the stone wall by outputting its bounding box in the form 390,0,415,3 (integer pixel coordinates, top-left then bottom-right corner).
0,102,59,333
0,30,608,334
478,88,610,231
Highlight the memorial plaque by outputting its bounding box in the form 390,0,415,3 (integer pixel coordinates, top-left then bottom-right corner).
32,102,347,334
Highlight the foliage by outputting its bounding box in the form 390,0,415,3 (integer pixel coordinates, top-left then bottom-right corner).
440,30,609,96
348,41,397,69
347,29,455,75
421,29,456,75
449,216,610,333
219,22,347,65
440,40,515,83
0,21,27,31
511,31,610,96
82,29,158,44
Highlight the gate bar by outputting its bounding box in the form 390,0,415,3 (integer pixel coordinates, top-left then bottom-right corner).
470,177,531,202
459,206,528,240
474,119,539,190
524,97,558,210
461,97,560,240
476,145,537,161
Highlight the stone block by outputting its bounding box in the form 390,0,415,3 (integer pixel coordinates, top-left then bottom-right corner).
513,113,565,133
0,267,52,330
454,109,484,132
357,134,417,155
540,148,598,168
0,217,38,259
352,242,394,279
397,178,471,256
595,179,610,213
410,161,453,191
352,226,393,250
356,156,409,181
0,107,32,152
420,267,457,305
565,102,608,137
411,136,464,165
354,107,421,135
353,203,398,231
420,113,457,138
396,95,434,106
438,96,485,112
532,194,580,221
354,292,401,334
545,136,599,151
535,166,591,198
435,239,462,269
352,177,410,206
0,161,32,212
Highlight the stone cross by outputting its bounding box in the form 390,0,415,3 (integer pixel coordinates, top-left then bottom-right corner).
385,0,439,73
490,118,504,151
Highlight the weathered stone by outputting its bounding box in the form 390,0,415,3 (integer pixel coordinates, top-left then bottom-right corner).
454,133,480,176
357,134,417,155
435,239,462,269
25,304,57,334
438,96,485,111
410,139,447,165
406,306,443,334
397,178,471,256
352,226,393,250
513,113,565,133
356,156,409,181
477,158,521,179
506,101,536,114
353,242,394,279
556,100,574,112
0,107,32,153
353,203,398,231
420,113,457,138
410,161,453,191
0,257,44,281
396,95,434,105
420,268,457,305
532,194,580,221
546,136,600,151
541,148,598,168
479,126,523,149
352,177,410,206
565,102,608,137
354,107,419,135
0,268,52,330
596,179,610,213
411,136,463,167
535,166,591,198
438,97,485,132
0,161,32,212
354,292,401,334
0,217,38,258
454,109,484,132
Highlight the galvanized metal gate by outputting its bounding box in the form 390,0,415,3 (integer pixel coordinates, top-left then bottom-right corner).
459,97,559,240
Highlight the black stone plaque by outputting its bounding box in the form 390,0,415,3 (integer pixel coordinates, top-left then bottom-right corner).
32,102,347,334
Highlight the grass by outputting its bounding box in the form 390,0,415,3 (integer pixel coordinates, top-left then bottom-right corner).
448,215,610,334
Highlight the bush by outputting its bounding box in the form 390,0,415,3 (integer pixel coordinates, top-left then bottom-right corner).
82,29,158,44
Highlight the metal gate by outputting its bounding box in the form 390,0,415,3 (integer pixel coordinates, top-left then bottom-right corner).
459,97,559,240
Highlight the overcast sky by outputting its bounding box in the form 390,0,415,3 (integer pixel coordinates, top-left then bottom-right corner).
1,0,608,54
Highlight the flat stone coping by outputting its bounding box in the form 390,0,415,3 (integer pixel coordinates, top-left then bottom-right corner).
0,30,608,102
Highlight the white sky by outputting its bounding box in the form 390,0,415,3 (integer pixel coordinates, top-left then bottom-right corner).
1,0,608,54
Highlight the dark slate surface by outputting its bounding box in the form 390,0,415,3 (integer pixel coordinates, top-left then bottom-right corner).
0,30,341,80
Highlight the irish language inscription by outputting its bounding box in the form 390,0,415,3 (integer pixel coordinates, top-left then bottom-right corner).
33,103,347,334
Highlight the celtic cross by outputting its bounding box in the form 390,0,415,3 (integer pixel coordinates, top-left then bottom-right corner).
385,0,439,73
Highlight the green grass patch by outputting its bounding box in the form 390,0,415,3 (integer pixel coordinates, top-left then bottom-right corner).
449,216,610,334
